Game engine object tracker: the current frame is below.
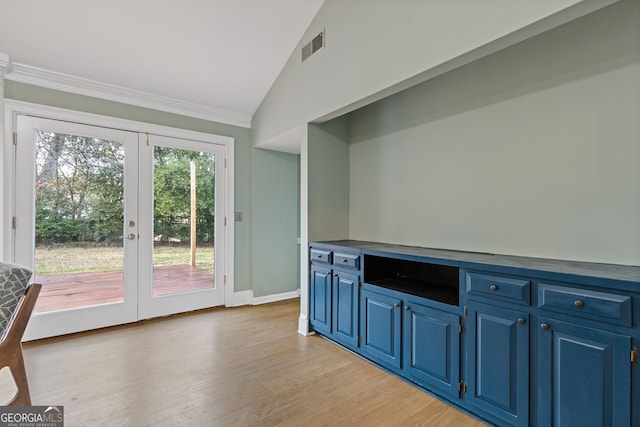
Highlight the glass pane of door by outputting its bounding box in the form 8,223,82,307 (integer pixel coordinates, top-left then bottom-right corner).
15,116,138,340
33,131,126,313
138,134,226,319
152,147,216,296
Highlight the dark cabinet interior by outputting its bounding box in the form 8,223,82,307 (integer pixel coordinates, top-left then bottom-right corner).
364,255,459,306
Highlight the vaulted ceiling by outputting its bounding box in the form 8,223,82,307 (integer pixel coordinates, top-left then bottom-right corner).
0,0,324,126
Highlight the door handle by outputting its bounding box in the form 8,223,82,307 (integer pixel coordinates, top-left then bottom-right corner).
126,233,136,240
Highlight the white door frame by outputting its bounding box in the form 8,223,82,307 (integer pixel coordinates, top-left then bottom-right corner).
138,133,227,318
14,116,140,339
3,100,236,337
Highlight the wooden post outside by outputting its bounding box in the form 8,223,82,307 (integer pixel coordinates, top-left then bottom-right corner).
190,160,197,267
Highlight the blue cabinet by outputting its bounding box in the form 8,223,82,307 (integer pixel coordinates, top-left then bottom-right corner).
309,248,361,350
403,299,460,398
360,287,462,393
466,301,529,427
360,288,402,369
332,270,359,347
537,317,631,427
310,264,332,336
310,242,640,427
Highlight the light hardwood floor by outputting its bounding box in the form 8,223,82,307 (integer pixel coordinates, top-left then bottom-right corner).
16,299,486,426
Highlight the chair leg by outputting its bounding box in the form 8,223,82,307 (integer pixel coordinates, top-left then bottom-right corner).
8,347,31,406
0,284,40,406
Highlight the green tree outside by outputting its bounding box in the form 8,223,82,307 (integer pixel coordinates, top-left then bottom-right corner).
35,133,216,246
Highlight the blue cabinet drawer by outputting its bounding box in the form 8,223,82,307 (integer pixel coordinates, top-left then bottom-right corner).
538,283,632,326
465,272,531,305
333,252,359,269
310,249,332,264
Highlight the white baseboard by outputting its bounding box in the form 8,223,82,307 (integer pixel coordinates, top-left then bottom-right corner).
298,314,313,336
252,289,300,305
230,290,253,307
231,289,301,306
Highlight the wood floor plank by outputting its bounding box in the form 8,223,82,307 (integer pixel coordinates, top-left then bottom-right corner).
19,299,486,426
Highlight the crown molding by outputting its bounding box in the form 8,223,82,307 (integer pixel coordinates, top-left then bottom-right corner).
5,62,251,128
0,52,11,75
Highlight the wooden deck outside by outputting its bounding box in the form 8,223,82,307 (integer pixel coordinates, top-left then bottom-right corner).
34,264,213,313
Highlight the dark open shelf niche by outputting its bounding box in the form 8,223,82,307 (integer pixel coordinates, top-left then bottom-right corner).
364,255,460,307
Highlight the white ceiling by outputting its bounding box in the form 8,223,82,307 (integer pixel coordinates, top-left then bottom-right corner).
0,0,324,126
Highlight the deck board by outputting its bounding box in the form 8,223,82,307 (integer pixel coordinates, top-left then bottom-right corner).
34,264,213,313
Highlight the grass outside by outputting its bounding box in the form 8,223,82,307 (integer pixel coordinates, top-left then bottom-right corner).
35,244,214,276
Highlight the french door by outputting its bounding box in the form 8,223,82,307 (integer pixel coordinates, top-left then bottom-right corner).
139,134,226,318
14,116,227,340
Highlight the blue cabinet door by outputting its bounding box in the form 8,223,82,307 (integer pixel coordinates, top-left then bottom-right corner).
403,300,460,398
332,270,359,348
537,317,630,427
360,288,402,369
310,264,332,335
466,302,529,427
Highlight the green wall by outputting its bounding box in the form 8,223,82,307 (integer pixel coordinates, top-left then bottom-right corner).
346,0,640,265
250,148,300,297
308,118,350,241
5,81,253,293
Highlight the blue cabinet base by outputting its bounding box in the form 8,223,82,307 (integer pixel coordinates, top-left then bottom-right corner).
309,241,640,427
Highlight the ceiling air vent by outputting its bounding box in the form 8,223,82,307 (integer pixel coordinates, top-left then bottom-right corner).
302,30,324,62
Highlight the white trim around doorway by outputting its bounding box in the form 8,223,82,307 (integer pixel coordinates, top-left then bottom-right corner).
2,99,239,308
